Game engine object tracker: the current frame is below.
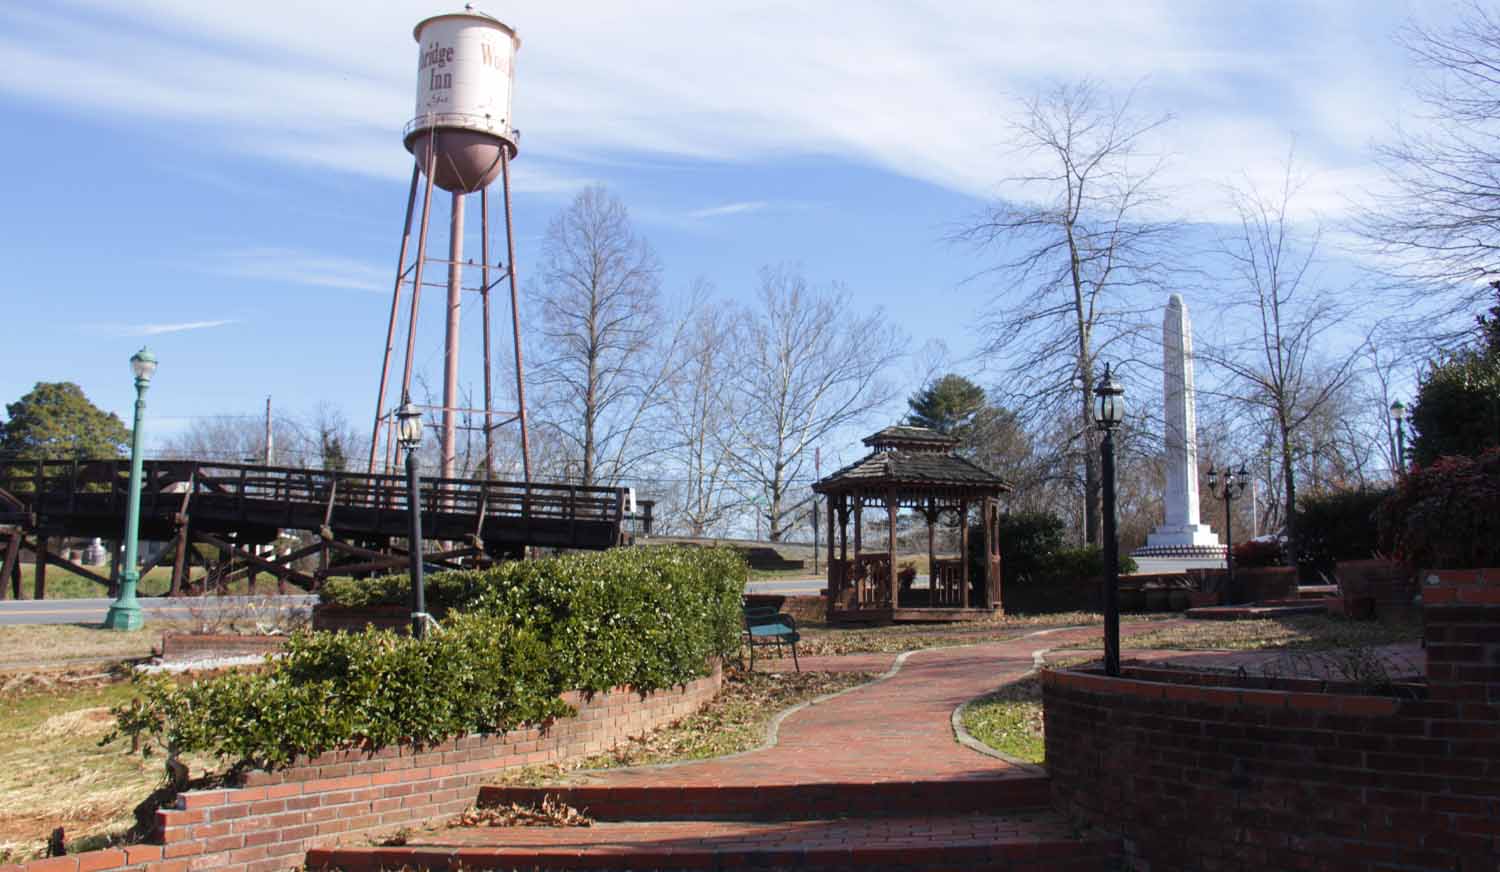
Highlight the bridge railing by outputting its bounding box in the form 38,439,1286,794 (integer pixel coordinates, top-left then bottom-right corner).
0,458,628,528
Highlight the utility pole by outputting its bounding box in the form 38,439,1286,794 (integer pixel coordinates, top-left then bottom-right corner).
813,448,821,575
264,395,274,465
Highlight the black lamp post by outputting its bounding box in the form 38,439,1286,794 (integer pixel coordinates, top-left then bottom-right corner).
1207,463,1249,602
397,399,428,639
1095,363,1125,677
1390,400,1407,476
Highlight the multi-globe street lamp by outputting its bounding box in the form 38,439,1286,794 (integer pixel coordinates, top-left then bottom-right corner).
104,348,157,631
1094,363,1125,677
397,399,429,639
1207,463,1249,601
1390,400,1407,476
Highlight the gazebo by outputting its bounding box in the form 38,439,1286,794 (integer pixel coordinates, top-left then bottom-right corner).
812,425,1011,624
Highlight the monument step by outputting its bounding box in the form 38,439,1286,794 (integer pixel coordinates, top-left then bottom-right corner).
1185,602,1331,621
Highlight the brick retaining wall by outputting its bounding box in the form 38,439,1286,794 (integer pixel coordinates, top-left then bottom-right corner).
0,666,722,872
1043,568,1499,871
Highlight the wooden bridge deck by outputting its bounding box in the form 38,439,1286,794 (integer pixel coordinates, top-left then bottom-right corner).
0,458,644,598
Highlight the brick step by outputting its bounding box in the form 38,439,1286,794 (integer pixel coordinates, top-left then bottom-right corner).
475,776,1051,821
305,811,1120,871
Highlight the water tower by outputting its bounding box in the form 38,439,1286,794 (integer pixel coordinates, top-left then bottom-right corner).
368,5,532,482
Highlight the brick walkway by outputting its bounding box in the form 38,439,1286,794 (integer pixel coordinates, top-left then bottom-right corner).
309,621,1187,870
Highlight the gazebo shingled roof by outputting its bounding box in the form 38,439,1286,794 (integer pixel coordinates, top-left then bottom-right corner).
812,425,1011,623
814,429,1011,493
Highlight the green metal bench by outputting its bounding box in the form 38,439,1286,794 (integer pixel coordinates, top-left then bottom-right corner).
743,605,800,671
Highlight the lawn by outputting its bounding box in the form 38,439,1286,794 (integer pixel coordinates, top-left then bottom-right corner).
961,675,1044,764
0,678,168,863
1056,614,1421,653
795,610,1139,656
0,623,189,670
5,566,306,600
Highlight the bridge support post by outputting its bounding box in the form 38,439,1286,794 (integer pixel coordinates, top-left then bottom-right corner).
0,530,19,600
32,536,46,600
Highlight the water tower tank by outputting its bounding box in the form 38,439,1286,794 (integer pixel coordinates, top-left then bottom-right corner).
404,9,520,194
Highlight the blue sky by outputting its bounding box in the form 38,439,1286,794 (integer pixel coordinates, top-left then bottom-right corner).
0,0,1433,465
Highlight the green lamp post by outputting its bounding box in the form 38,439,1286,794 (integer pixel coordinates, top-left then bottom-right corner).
104,347,157,631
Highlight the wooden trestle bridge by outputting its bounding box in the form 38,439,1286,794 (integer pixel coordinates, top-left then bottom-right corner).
0,458,651,599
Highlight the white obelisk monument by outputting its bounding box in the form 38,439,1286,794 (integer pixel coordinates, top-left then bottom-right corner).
1136,294,1225,560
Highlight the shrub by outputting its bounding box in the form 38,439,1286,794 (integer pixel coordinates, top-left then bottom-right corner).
1233,538,1284,568
1379,448,1500,570
1045,545,1137,579
111,546,747,772
967,511,1067,586
1294,487,1391,575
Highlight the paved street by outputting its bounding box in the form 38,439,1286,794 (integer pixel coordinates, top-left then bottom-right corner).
0,595,318,626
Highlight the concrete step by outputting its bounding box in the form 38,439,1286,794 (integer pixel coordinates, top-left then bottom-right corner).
304,811,1120,871
475,776,1052,821
1296,584,1339,599
1185,602,1330,620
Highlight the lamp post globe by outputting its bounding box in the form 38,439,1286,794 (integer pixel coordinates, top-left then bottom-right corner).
104,347,157,631
1094,362,1124,677
397,399,428,638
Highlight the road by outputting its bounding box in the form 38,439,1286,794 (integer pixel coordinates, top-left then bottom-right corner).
0,595,318,627
746,577,826,596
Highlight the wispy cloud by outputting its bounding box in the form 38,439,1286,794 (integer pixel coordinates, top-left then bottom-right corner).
687,201,770,219
212,247,387,292
0,1,1425,221
86,320,237,337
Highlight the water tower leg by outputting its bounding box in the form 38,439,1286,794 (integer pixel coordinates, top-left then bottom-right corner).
442,191,464,481
480,186,495,482
500,149,532,484
369,165,421,475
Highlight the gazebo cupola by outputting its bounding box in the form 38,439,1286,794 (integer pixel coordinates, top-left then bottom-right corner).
813,425,1011,624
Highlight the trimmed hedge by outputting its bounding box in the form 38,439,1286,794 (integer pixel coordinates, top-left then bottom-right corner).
110,546,747,772
1294,487,1391,577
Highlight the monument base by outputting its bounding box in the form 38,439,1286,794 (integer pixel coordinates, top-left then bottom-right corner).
1135,524,1225,559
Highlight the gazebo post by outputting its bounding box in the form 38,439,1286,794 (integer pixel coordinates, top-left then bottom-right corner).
925,499,937,607
886,488,898,609
825,494,835,581
960,499,970,609
853,497,862,603
982,497,995,609
838,498,848,562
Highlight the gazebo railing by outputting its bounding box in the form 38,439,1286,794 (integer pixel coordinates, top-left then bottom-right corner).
931,558,965,607
854,554,892,607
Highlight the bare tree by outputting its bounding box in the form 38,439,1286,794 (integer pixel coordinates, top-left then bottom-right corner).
955,79,1177,544
531,186,681,487
663,283,740,536
1200,162,1365,561
1360,2,1500,331
724,265,903,541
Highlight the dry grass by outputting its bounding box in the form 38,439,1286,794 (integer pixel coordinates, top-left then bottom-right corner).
494,668,875,786
794,611,1142,657
0,623,192,670
961,675,1044,764
1065,614,1422,653
0,679,167,863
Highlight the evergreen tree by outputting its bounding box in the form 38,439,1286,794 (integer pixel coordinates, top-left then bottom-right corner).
1,382,130,460
906,374,987,436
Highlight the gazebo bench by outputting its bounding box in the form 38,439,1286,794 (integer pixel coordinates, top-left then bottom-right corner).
743,606,800,671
